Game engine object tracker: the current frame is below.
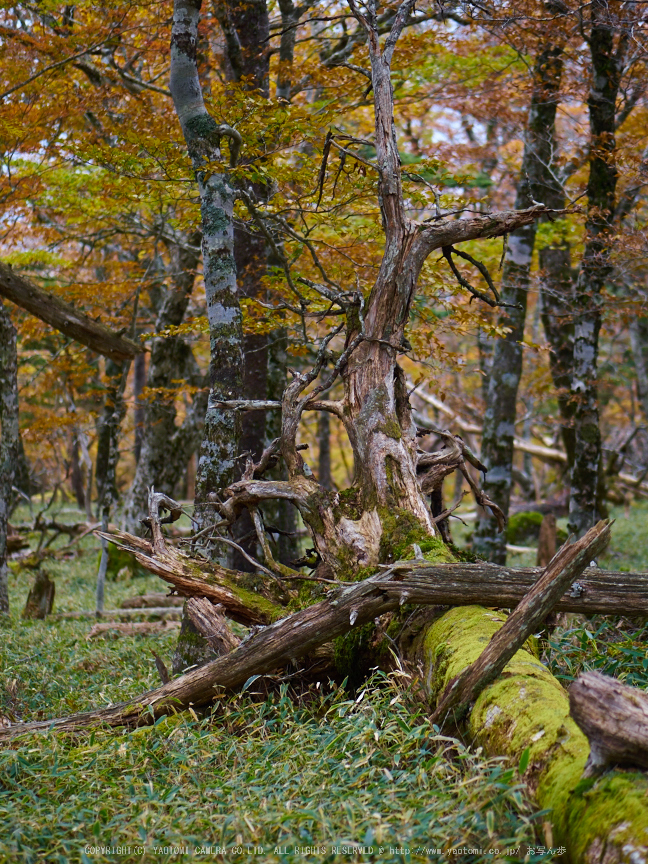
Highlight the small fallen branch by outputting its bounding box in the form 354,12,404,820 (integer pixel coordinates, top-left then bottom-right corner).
430,520,611,729
120,593,184,609
54,608,183,620
569,671,648,777
86,620,180,639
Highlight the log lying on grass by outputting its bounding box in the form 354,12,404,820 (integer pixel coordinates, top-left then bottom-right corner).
0,566,402,738
104,523,648,616
417,528,648,864
420,606,648,862
570,671,648,777
430,521,611,730
0,524,609,740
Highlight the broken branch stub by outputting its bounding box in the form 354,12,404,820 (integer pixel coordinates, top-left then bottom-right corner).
570,671,648,778
431,520,612,729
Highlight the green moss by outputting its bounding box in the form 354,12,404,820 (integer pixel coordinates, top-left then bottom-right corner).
506,511,544,544
421,605,648,860
379,416,402,440
334,621,378,688
507,511,568,546
97,546,148,581
334,487,363,521
378,508,454,564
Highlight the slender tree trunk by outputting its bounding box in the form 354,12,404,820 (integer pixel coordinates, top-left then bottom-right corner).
133,351,146,464
123,235,206,533
539,239,576,466
474,35,564,563
0,300,19,615
94,360,130,614
568,1,624,537
629,317,648,422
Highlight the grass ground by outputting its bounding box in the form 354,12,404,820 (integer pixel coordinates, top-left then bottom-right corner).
1,501,647,863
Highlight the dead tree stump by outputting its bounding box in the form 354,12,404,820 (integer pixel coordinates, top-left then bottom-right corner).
22,569,55,619
536,513,557,567
569,671,648,777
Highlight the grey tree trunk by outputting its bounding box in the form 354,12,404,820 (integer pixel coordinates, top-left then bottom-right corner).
0,300,19,615
629,317,648,422
568,1,625,537
473,35,564,563
170,0,244,548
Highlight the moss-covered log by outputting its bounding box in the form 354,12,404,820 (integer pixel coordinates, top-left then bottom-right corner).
419,605,648,862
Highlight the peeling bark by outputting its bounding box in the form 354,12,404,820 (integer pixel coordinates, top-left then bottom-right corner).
570,671,648,777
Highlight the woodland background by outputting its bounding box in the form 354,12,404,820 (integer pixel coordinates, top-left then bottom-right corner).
1,0,648,862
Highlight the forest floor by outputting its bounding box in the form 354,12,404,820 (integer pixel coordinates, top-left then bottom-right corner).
1,503,647,864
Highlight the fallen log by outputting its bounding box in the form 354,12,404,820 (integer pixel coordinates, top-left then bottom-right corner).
380,560,648,615
105,526,648,617
0,567,402,738
0,261,142,362
430,521,610,729
97,529,284,626
86,620,180,639
54,607,183,620
569,671,648,777
418,606,648,862
120,593,184,609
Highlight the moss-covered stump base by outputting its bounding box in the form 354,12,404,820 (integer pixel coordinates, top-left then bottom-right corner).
419,606,648,863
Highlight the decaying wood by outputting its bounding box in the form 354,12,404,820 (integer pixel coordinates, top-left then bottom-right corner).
379,559,648,616
22,570,55,619
54,607,182,620
420,604,648,863
96,529,282,626
186,598,241,654
108,520,648,616
121,593,184,609
570,671,648,777
0,261,142,362
431,520,611,728
536,513,557,567
86,620,180,639
0,568,403,738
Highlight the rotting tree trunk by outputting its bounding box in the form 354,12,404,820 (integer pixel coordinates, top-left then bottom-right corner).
474,31,565,563
569,671,648,777
418,607,648,862
432,521,610,730
569,1,626,538
0,299,19,615
22,569,55,620
101,522,648,618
